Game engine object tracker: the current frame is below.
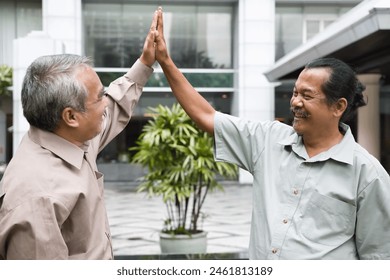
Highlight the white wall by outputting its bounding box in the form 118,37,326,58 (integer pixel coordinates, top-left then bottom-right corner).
42,0,82,55
235,0,275,183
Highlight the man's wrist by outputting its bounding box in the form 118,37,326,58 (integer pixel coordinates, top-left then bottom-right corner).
139,54,154,68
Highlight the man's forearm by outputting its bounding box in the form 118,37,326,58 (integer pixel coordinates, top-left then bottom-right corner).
160,57,215,134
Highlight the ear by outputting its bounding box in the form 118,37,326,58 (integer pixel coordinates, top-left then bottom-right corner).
61,107,80,128
333,98,348,118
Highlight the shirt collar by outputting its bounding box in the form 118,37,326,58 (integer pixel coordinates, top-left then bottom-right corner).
277,123,355,165
28,126,88,169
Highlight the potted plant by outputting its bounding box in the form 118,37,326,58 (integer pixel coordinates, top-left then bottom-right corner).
130,103,238,254
0,65,12,97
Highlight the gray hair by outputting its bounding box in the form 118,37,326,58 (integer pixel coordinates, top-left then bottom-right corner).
21,54,93,132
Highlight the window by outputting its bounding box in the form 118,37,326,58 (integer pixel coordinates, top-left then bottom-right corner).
303,15,336,43
275,4,355,60
0,0,42,65
83,3,233,69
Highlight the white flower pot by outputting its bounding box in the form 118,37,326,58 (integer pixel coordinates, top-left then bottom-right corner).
159,231,208,254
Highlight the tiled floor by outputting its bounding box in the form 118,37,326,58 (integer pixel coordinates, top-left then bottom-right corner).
104,181,252,258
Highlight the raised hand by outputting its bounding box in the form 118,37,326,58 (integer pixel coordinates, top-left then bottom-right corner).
154,7,170,64
140,8,159,67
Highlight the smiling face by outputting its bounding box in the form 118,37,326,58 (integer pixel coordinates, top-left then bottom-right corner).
74,66,108,142
290,67,337,137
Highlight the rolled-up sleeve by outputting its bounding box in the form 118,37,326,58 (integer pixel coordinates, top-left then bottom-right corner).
98,59,153,152
356,173,390,259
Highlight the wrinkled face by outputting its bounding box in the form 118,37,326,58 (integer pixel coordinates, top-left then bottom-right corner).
75,66,108,142
290,68,334,136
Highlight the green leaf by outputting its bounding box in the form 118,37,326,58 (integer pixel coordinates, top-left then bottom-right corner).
0,65,13,96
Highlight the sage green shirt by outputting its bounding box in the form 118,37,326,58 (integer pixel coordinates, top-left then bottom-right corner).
214,111,390,260
0,59,153,259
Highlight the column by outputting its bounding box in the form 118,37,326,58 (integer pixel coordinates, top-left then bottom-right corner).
235,0,275,183
357,74,381,159
42,0,82,54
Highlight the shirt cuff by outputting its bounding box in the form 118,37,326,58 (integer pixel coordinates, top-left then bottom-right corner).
124,59,154,86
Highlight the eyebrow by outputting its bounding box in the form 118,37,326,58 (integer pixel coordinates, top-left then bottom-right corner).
293,87,317,95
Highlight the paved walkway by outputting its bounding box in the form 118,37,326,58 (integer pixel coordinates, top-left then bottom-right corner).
104,181,252,258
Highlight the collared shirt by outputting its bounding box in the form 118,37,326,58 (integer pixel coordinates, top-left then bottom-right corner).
214,111,390,260
0,59,153,259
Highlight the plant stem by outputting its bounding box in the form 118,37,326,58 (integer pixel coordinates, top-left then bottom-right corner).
183,196,189,231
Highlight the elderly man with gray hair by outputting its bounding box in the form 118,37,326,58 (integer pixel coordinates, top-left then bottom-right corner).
0,9,159,260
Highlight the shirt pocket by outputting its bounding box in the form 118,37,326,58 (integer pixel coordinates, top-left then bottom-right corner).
300,190,356,246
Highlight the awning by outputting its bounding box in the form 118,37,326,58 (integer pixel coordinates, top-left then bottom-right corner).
264,0,390,83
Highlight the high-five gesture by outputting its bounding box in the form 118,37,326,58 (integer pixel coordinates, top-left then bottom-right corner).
154,7,216,134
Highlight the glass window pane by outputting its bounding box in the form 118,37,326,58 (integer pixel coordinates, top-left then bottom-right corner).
306,20,320,41
275,7,303,60
83,4,152,67
0,0,42,65
83,3,233,68
324,20,334,28
16,1,42,38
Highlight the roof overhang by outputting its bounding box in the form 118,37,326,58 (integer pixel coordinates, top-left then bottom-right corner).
264,0,390,83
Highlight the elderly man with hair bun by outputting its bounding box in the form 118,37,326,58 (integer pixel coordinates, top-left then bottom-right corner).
153,7,390,260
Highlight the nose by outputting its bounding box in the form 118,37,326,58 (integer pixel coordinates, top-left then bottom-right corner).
290,95,303,107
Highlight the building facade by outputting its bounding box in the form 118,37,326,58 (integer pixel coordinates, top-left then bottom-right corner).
0,0,388,181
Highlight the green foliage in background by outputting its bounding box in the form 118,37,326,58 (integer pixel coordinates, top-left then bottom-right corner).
0,65,12,96
131,104,238,235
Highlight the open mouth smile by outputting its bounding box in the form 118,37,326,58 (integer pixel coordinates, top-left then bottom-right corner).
291,109,309,119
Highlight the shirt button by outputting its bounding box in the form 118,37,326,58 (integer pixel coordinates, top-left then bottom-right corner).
271,248,278,254
292,188,299,195
282,219,288,224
